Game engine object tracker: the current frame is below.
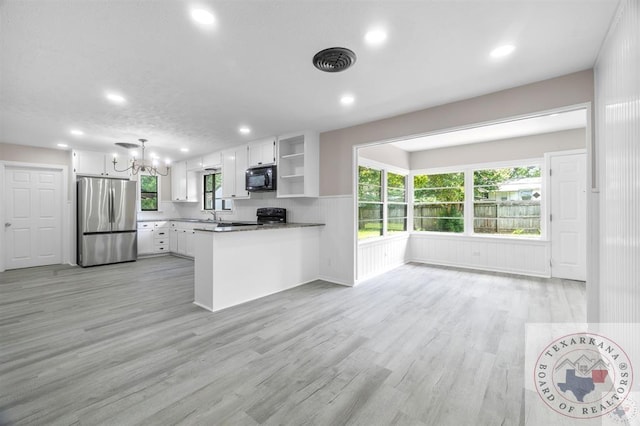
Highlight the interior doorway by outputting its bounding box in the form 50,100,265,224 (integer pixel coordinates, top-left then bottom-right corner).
354,107,589,282
3,165,63,269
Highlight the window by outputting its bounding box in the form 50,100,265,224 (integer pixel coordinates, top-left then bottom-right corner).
413,172,464,233
387,172,407,233
203,172,232,211
473,165,541,236
358,165,409,240
140,175,158,211
358,166,383,239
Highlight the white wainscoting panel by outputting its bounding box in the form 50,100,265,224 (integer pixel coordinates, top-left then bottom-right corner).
595,0,640,322
318,195,355,286
357,234,410,282
409,234,550,277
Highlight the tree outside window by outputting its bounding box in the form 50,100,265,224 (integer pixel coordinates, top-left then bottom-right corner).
473,166,541,235
358,166,383,239
140,175,158,211
413,172,464,232
387,172,407,233
204,173,232,211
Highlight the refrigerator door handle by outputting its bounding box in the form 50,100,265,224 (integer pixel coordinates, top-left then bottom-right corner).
110,186,114,226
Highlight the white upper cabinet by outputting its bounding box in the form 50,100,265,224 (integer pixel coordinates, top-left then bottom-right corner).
202,151,222,168
248,138,276,167
221,146,249,199
73,150,130,178
276,131,319,198
186,157,203,171
171,160,198,202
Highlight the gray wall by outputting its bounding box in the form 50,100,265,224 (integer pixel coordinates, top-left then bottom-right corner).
0,142,70,166
319,69,594,196
410,128,585,169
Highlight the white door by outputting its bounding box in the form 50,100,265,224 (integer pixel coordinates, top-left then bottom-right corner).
550,152,587,281
4,166,63,269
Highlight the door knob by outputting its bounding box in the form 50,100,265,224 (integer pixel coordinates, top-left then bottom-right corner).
5,222,11,227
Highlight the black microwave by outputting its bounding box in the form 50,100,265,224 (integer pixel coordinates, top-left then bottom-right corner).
246,165,276,192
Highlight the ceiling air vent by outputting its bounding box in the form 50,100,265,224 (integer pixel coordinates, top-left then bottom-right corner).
312,47,357,73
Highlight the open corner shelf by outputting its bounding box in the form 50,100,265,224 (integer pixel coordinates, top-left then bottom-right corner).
280,152,304,160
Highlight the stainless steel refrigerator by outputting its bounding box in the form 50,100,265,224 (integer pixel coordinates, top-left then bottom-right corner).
77,177,137,267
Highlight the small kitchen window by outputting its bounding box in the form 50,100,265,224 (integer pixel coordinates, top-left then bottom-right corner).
203,172,232,211
140,175,158,211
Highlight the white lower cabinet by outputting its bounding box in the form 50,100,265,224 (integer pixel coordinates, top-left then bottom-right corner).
170,221,196,258
139,220,198,258
154,222,170,254
169,226,179,253
186,229,196,257
137,221,170,255
137,228,155,255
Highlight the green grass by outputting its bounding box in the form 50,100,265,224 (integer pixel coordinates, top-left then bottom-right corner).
358,221,407,239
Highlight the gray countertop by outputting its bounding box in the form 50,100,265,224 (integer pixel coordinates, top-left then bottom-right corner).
137,218,324,232
137,218,219,223
195,223,325,233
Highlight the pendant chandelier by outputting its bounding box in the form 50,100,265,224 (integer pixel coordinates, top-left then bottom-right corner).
113,139,170,176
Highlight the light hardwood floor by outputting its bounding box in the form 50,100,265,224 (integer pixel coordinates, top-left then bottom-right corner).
0,257,585,425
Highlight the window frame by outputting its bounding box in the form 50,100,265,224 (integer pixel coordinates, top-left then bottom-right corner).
411,158,545,240
358,158,410,241
139,173,159,212
386,170,408,235
202,171,233,212
472,164,543,237
412,170,465,234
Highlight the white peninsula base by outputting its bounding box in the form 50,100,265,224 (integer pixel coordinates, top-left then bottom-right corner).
194,226,321,312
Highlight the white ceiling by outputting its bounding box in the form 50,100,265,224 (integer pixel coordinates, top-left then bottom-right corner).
0,0,618,161
391,108,587,152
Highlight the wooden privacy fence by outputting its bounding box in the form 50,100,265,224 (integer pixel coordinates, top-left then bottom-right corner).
413,202,540,234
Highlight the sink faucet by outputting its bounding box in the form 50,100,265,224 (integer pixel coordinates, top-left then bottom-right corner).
208,210,218,221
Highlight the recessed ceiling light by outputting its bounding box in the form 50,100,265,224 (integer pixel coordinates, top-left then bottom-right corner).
57,143,68,148
191,8,215,25
180,148,189,153
239,126,251,135
340,94,355,106
490,44,516,58
365,29,387,46
105,92,126,104
70,129,84,136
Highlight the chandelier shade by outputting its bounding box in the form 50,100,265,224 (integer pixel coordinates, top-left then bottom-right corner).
113,139,169,176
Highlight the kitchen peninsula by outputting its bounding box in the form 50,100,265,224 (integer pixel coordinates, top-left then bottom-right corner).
193,223,324,312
